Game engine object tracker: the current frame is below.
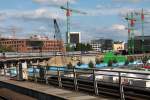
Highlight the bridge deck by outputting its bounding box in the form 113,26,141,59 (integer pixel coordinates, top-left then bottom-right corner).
0,76,112,100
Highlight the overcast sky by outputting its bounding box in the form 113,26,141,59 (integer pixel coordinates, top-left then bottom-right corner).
0,0,150,42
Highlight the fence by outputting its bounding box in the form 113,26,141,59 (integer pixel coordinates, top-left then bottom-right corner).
0,66,150,100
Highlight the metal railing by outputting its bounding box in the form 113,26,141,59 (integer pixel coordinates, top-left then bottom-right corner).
0,66,150,100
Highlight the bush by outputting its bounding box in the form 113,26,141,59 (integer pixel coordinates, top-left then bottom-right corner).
88,61,94,68
67,62,73,69
125,60,129,66
108,60,113,67
100,60,104,63
95,58,101,64
129,57,134,63
113,59,117,64
77,61,82,66
142,56,148,63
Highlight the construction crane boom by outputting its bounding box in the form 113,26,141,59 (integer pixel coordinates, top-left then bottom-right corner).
60,1,86,44
53,19,67,66
60,6,87,15
54,19,61,40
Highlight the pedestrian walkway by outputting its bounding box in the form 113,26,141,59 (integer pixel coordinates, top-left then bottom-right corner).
0,76,113,100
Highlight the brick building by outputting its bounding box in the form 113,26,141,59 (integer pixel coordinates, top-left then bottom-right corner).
0,38,65,53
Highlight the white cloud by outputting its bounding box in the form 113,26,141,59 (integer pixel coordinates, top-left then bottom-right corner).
113,0,141,3
113,0,150,3
0,8,65,21
0,12,6,21
33,0,77,5
86,7,135,16
112,24,126,30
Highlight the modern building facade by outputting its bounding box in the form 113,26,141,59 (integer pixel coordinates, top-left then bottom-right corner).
133,36,150,53
66,32,81,44
91,38,113,51
0,37,65,53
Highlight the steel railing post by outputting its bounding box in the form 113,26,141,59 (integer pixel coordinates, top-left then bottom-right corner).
57,68,62,87
93,69,98,95
73,68,78,91
119,72,125,100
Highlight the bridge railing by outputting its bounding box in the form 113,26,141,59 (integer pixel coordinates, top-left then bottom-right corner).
0,66,150,99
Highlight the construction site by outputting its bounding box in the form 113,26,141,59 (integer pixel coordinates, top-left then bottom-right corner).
0,0,150,100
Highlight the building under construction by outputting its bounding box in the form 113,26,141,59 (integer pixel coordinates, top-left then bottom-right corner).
131,36,150,53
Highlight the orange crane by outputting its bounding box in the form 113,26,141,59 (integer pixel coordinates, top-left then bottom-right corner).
60,1,86,44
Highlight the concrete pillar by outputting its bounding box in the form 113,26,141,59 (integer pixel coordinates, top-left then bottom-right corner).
57,68,62,87
37,60,39,65
17,62,23,81
22,61,28,80
4,63,7,76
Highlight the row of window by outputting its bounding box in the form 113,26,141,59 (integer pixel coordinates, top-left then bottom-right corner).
0,41,25,45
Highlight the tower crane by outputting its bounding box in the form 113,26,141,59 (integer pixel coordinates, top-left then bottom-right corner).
134,8,150,53
125,12,136,54
60,1,86,44
53,19,67,66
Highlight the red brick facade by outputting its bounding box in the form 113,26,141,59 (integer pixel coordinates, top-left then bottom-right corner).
0,38,65,52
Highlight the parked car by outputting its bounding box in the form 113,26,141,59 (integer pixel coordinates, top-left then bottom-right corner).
144,63,150,69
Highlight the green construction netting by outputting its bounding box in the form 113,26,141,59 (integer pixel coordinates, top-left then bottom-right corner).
103,52,127,63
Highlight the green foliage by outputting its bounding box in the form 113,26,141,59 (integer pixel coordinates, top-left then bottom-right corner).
103,52,126,63
108,60,113,67
67,62,73,69
95,58,101,64
113,59,117,64
88,61,94,68
0,45,14,52
77,61,82,66
125,60,129,66
66,44,74,51
86,43,93,51
100,60,104,63
75,43,93,51
142,56,149,63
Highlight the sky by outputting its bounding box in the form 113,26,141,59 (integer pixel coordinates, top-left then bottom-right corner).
0,0,150,42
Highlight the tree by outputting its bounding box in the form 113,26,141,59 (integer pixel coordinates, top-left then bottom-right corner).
100,60,104,63
66,44,75,51
129,57,134,63
88,61,94,68
142,56,148,63
77,61,82,66
113,59,117,64
74,43,93,51
108,60,113,67
0,45,14,52
67,62,74,69
95,58,101,64
86,43,93,51
125,60,129,66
